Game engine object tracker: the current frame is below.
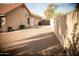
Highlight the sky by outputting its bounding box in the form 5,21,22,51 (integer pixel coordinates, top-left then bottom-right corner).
25,3,76,17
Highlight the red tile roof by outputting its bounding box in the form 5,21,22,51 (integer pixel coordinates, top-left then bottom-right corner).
0,3,23,15
0,3,41,18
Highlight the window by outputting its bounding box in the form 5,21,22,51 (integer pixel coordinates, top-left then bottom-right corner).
27,18,30,24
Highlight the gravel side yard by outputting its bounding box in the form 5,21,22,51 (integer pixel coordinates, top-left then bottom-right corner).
1,26,66,56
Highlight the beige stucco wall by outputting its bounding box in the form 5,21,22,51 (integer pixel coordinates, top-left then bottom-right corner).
54,11,79,50
65,12,79,48
5,5,29,31
29,16,41,27
34,18,41,26
54,15,67,47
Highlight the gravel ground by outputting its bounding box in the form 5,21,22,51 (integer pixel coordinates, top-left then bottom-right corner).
1,26,66,56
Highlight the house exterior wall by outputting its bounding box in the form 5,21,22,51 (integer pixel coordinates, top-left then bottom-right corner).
34,17,41,26
29,17,35,27
29,16,41,27
5,5,29,31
